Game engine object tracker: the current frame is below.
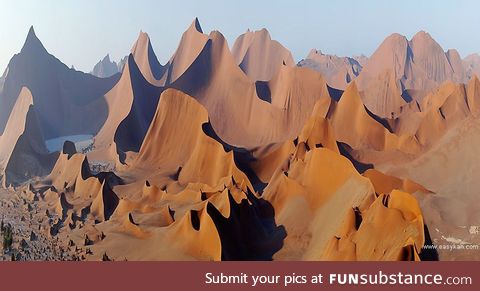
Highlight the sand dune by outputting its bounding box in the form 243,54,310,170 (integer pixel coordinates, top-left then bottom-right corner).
169,22,331,150
328,82,420,156
33,89,286,260
0,88,34,174
356,31,467,117
96,20,327,158
260,102,426,260
232,28,294,81
108,19,331,155
92,53,162,165
130,31,167,86
386,80,473,150
132,88,250,189
0,87,57,186
161,18,209,85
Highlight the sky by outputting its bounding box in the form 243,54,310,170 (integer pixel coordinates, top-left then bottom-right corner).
1,0,480,72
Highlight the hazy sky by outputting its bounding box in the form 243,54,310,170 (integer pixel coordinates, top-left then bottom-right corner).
1,0,480,72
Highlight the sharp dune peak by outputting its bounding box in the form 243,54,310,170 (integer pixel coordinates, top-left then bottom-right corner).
341,80,361,101
132,31,152,50
189,17,203,33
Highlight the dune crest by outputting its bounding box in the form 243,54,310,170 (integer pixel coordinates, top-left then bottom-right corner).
232,28,294,81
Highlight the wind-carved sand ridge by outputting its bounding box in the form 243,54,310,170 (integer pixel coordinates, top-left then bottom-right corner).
0,19,479,261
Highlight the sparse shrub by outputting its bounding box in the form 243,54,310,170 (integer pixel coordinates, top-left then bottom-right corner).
2,223,13,253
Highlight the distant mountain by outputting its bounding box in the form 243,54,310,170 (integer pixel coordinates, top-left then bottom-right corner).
231,28,294,81
117,55,128,72
356,31,467,117
90,54,120,78
298,49,363,90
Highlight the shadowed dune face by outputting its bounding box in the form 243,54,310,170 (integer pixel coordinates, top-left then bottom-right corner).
0,87,58,186
28,89,288,260
142,21,333,151
2,21,480,261
20,87,429,261
0,27,119,140
130,31,168,85
113,55,163,153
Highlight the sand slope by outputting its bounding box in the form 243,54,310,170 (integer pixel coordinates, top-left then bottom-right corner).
232,28,294,81
169,23,331,150
0,87,57,186
387,116,480,260
260,101,426,260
